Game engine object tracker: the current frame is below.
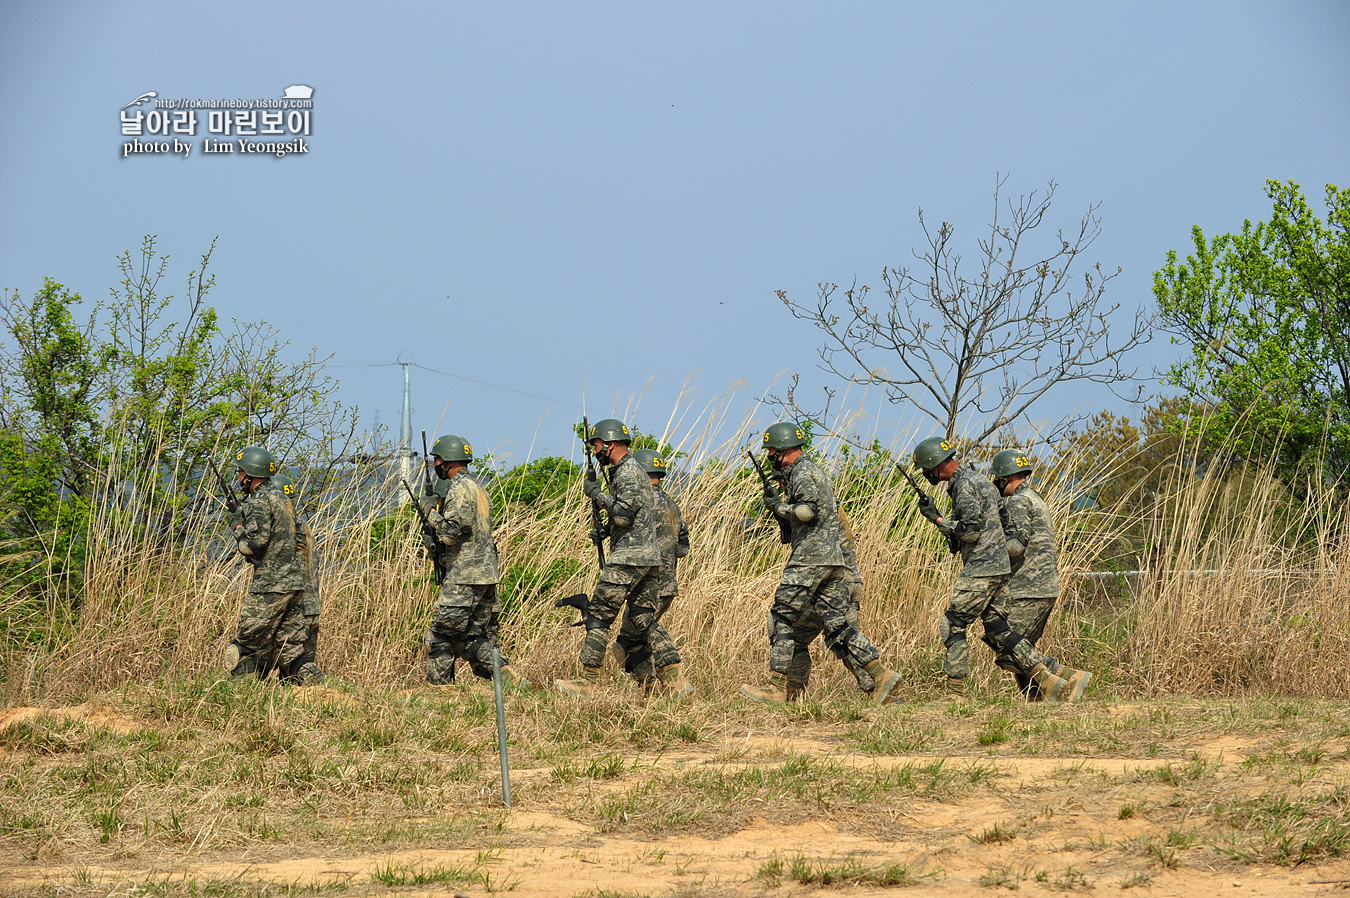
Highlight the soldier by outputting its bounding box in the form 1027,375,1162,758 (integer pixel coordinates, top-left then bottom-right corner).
556,419,693,697
990,449,1092,701
608,448,689,688
422,434,519,687
270,473,323,685
911,437,1088,701
740,422,902,705
222,446,309,680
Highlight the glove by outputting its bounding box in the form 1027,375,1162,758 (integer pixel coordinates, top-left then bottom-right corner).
582,477,603,500
917,492,941,524
1006,538,1026,558
590,524,607,547
422,533,439,555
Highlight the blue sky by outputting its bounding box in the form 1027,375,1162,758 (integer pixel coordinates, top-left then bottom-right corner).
1,1,1346,464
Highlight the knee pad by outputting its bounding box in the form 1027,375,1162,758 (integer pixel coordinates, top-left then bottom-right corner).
427,641,457,660
824,624,860,654
941,610,967,649
983,615,1023,654
584,611,616,631
623,645,653,674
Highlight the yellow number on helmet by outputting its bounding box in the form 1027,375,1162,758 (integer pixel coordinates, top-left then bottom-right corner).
795,429,804,439
464,444,472,455
941,440,952,451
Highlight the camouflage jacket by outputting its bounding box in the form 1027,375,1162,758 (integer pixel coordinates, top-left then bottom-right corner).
941,463,1011,580
1002,483,1060,598
775,456,845,568
594,453,662,568
235,479,306,594
652,483,690,597
294,513,322,616
428,471,500,585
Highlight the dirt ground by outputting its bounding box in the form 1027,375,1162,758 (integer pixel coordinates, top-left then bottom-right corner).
6,691,1350,897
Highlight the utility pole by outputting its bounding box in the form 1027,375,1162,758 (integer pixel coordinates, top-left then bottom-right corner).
398,362,413,503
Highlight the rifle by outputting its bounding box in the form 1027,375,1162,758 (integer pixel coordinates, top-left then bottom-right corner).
581,416,607,568
421,430,436,497
402,479,447,584
207,458,246,524
896,462,960,554
747,450,791,544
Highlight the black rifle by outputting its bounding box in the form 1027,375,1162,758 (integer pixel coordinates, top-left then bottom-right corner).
747,450,791,544
402,478,447,584
207,458,247,524
581,416,607,568
897,463,960,554
421,430,436,497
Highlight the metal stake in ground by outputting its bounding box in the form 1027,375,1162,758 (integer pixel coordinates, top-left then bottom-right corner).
492,646,512,808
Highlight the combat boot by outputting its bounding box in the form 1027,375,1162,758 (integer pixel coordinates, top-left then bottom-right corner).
500,668,532,691
655,663,694,698
1058,666,1093,703
740,672,790,705
864,660,902,706
945,676,967,697
1028,662,1071,701
554,666,602,696
785,679,808,702
607,641,627,669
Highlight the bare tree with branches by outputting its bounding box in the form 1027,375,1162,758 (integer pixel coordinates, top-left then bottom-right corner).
776,176,1152,447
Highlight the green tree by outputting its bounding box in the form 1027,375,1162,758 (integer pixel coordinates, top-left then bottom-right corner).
1154,180,1350,481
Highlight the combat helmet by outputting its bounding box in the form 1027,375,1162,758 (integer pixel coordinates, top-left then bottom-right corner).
271,471,297,498
587,418,632,444
235,446,279,478
912,437,956,472
632,448,668,478
990,449,1033,479
430,434,473,463
762,422,807,450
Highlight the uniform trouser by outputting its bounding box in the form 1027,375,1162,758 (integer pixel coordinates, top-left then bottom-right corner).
300,614,320,665
942,576,1050,679
579,564,675,674
616,593,678,680
788,575,876,693
425,582,505,683
770,564,880,682
235,590,307,676
996,596,1057,696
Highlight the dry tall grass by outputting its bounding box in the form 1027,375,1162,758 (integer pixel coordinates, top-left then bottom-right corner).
4,394,1348,703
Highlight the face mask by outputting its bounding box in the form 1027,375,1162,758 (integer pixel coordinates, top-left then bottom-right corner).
434,461,450,480
993,477,1008,494
769,452,783,471
923,469,939,485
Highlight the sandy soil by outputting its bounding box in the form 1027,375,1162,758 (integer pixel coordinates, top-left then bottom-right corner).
6,705,1350,897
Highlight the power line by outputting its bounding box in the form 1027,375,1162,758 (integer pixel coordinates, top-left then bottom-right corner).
334,360,583,411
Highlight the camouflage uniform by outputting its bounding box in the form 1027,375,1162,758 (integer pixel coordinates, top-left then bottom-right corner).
580,453,669,674
938,464,1051,680
231,480,308,676
1000,483,1061,696
768,456,882,684
425,470,505,683
616,481,689,680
